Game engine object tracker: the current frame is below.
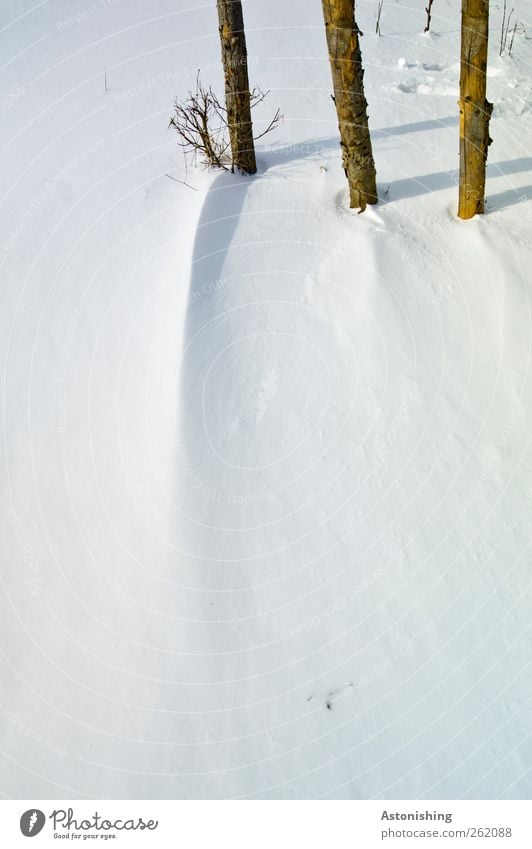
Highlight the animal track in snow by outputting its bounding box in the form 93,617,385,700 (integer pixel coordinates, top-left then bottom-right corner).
394,57,456,97
397,57,445,72
395,77,457,97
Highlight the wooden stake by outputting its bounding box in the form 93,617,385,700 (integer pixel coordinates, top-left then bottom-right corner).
458,0,492,219
216,0,257,175
322,0,377,211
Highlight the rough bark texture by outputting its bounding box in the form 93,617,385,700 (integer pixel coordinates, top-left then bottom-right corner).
321,0,377,210
458,0,492,219
216,0,257,175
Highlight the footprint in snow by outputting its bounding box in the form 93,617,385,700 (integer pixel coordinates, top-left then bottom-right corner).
397,58,444,72
394,58,454,97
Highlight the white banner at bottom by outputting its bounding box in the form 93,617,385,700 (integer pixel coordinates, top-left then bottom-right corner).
1,800,530,848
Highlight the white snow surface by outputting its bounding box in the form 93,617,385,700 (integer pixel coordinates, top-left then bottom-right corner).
1,0,532,799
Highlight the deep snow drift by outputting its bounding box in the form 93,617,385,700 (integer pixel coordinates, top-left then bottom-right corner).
1,0,531,799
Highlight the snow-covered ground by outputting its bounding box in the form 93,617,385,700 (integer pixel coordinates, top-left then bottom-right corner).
1,0,532,799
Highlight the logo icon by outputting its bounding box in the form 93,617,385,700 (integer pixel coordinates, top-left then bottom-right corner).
20,810,46,837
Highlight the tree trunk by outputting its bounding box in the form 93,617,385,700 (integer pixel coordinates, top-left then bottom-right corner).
216,0,257,175
458,0,492,219
321,0,377,211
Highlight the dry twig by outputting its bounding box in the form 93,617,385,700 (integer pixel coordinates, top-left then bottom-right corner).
170,72,281,172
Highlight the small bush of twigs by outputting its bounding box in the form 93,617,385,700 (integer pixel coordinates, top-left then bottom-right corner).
170,73,281,172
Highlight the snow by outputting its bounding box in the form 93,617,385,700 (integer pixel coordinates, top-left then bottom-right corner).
1,0,532,800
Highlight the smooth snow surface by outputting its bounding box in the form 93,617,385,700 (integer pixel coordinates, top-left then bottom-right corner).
1,0,532,799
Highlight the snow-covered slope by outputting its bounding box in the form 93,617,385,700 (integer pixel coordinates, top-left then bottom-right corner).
1,0,532,799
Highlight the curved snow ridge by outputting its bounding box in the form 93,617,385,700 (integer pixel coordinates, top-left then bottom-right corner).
177,152,382,547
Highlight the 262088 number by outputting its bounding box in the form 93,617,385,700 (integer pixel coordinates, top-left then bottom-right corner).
469,827,512,838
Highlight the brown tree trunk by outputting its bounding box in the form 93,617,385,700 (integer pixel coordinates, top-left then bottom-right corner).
458,0,492,219
216,0,257,175
321,0,377,211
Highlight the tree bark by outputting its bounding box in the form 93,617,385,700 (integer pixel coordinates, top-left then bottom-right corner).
458,0,492,219
321,0,377,211
216,0,257,175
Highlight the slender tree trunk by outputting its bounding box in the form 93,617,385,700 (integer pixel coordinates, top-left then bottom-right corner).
321,0,377,211
458,0,492,219
216,0,257,175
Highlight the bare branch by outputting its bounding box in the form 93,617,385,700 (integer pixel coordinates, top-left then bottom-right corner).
170,73,281,172
424,0,435,32
376,1,384,35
